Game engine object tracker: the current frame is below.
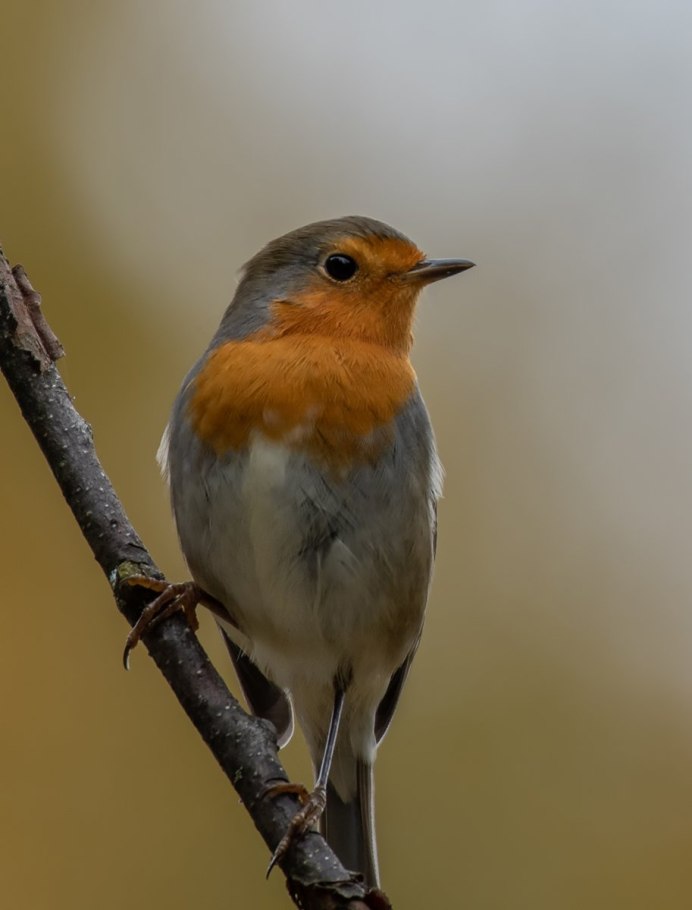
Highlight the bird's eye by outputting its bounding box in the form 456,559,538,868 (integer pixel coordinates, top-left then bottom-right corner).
324,253,358,282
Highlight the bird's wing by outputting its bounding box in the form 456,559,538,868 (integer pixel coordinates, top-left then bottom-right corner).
219,626,294,748
374,497,437,743
374,643,419,743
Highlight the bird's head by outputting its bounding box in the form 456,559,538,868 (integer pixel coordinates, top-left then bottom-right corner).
221,216,474,352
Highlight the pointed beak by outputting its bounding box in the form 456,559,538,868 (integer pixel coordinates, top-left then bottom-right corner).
403,257,475,285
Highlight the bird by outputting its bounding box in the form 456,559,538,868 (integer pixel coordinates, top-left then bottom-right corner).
128,216,473,887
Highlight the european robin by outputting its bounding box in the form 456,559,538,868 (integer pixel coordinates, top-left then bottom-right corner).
137,216,473,886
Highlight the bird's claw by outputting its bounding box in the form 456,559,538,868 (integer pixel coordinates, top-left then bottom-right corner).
265,783,327,877
122,576,201,669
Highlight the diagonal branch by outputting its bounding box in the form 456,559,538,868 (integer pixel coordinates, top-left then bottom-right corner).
0,246,391,910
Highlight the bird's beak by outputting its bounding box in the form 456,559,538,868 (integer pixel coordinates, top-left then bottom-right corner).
403,258,475,285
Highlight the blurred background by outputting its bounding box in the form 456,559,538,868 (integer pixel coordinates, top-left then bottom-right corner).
2,1,692,907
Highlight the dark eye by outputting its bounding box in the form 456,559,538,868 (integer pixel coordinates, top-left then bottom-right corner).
324,253,358,282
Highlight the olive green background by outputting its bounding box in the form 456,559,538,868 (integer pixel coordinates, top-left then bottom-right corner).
3,3,692,908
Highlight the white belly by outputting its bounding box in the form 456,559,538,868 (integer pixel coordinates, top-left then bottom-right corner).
235,437,342,680
180,434,422,691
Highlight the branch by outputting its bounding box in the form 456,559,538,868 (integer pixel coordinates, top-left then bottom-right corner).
0,247,391,910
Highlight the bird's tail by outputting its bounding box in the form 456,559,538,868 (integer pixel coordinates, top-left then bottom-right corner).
322,760,379,888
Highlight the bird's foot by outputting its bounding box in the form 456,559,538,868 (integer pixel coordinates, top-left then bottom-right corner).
122,576,202,669
263,781,327,877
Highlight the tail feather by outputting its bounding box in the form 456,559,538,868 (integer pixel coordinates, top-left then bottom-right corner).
322,761,379,887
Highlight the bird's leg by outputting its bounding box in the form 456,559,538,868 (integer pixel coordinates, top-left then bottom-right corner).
265,683,346,875
121,576,231,669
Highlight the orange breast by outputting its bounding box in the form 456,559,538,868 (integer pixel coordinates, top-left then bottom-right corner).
189,334,416,470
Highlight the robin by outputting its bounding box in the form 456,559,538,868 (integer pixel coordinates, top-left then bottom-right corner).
126,216,474,887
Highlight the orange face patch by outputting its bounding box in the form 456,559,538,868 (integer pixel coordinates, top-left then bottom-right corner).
269,234,426,352
190,232,426,469
190,334,416,470
332,234,425,275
